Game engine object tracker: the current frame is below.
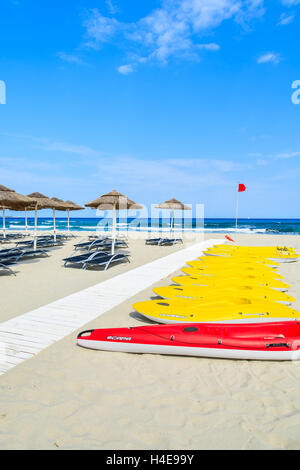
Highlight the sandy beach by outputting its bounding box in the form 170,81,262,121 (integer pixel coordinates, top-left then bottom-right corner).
1,233,300,450
2,0,300,452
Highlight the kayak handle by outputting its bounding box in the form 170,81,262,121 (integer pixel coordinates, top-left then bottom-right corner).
77,329,95,339
266,343,290,349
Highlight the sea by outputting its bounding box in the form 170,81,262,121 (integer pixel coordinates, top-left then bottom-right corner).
2,217,300,235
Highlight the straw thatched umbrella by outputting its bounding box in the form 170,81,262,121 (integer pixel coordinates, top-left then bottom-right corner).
51,198,84,235
156,198,191,234
27,192,64,248
85,190,142,254
64,200,84,233
0,185,33,238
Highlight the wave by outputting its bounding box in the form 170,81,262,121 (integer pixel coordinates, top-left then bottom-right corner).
3,217,300,235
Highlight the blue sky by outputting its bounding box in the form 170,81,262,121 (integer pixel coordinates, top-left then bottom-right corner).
0,0,300,218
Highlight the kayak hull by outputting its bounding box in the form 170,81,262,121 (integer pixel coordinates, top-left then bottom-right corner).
137,313,299,325
196,260,280,269
204,253,299,263
152,287,294,306
77,322,300,361
133,298,299,324
77,339,300,360
171,276,290,292
181,267,284,280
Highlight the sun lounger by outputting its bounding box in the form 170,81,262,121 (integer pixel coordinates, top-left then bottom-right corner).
74,239,128,252
82,252,131,271
0,247,21,256
88,235,112,241
0,250,23,261
16,238,64,248
0,233,25,240
63,251,111,267
95,240,128,252
0,233,27,244
145,238,183,246
63,250,130,270
0,248,48,262
19,249,49,259
74,239,109,251
145,238,163,245
160,238,183,245
0,259,18,276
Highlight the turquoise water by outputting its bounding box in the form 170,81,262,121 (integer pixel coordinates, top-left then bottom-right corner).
2,217,300,235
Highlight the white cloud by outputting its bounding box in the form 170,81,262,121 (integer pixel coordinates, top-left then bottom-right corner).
248,151,300,161
277,12,295,25
2,132,101,158
276,151,300,159
84,9,122,47
257,52,281,64
91,155,249,193
57,52,87,66
0,159,83,191
135,0,264,62
105,0,120,15
248,152,263,157
197,43,220,51
256,158,268,166
84,1,265,70
280,0,300,5
43,141,101,157
117,64,135,75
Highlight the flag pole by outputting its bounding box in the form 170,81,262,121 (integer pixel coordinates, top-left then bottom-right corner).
235,187,239,232
235,183,246,231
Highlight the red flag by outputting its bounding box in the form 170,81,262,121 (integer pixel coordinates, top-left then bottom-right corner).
238,183,246,192
225,235,235,242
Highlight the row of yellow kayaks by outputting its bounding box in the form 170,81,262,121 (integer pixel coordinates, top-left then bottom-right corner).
203,244,300,263
133,244,299,324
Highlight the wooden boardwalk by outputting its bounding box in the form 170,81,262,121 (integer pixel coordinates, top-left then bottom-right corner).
0,239,224,375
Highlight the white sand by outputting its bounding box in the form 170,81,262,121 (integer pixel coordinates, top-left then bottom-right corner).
1,233,300,450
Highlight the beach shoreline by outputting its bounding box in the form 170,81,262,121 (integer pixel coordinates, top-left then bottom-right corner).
0,233,300,450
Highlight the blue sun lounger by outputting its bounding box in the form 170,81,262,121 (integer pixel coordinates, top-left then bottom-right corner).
74,239,128,252
63,250,130,270
0,248,49,261
82,252,131,271
145,238,183,246
0,258,18,276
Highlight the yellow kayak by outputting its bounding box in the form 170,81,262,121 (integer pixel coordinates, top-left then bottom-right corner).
203,252,299,263
185,262,279,274
193,258,280,268
172,275,290,291
133,299,299,324
190,257,280,271
181,267,284,280
204,245,297,255
153,285,295,305
204,247,298,256
203,245,299,261
178,272,285,284
205,244,296,252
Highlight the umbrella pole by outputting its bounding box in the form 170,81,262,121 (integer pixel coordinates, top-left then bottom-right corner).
25,208,28,233
170,209,174,237
112,205,116,255
2,207,6,239
67,209,70,234
53,208,57,241
34,205,38,251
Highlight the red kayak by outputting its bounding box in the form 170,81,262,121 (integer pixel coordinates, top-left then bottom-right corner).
77,321,300,361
